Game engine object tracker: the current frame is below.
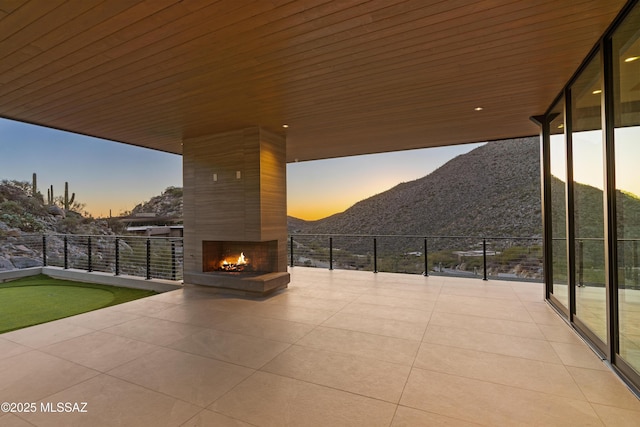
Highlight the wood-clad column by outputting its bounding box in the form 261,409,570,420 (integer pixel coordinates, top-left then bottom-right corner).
183,127,289,295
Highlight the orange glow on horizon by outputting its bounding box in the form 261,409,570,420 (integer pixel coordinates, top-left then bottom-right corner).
288,205,345,221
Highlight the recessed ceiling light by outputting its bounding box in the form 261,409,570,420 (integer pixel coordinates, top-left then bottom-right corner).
624,56,639,63
282,124,289,128
474,107,483,111
592,89,602,94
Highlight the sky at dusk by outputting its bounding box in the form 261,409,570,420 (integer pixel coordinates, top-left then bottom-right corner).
0,118,482,220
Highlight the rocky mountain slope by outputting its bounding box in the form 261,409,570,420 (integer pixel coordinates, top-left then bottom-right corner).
0,180,113,270
130,187,183,218
291,137,543,238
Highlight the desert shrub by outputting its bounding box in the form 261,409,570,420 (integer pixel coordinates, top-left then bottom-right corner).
0,201,44,232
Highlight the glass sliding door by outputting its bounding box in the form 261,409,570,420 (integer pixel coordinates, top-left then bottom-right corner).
549,102,569,309
571,53,607,343
541,0,640,393
612,1,640,375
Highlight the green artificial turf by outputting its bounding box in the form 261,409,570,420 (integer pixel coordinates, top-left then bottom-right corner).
0,274,157,333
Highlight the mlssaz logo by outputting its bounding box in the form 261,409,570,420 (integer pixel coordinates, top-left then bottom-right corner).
40,402,88,413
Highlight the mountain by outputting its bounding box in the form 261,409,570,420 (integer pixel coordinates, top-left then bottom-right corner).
0,180,114,270
113,137,543,238
130,187,183,218
290,137,543,238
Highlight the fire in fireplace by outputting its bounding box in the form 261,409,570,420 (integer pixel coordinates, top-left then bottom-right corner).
220,252,248,272
203,240,277,274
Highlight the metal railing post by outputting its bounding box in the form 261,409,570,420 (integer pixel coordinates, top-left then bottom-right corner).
171,240,176,280
42,235,47,266
423,237,428,276
115,237,120,276
578,240,584,287
64,236,68,269
373,237,378,273
146,238,151,280
87,236,92,272
329,237,333,270
290,235,294,267
483,238,488,281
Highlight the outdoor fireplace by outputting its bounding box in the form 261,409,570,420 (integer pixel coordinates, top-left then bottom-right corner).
187,239,288,295
182,127,290,296
203,240,278,274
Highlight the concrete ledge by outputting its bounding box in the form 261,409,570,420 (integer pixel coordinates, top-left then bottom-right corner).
0,267,44,282
0,267,182,293
184,271,289,297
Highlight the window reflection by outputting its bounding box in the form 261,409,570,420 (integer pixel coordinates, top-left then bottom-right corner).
613,1,640,375
571,54,607,342
549,103,568,308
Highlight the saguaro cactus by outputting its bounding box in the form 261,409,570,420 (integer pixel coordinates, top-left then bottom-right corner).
32,173,37,196
47,185,54,205
64,182,75,211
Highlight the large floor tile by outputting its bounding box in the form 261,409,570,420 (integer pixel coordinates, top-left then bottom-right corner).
0,350,99,402
526,303,569,326
212,313,315,343
550,341,609,370
340,302,432,323
181,409,255,426
423,324,562,363
62,309,142,330
438,282,519,300
296,326,420,365
169,328,290,369
262,344,411,403
0,414,34,427
285,286,362,302
591,403,640,427
245,303,336,325
428,311,544,339
107,298,177,316
567,366,640,411
436,293,524,309
2,320,93,348
400,368,602,426
266,293,350,311
354,293,436,311
41,330,159,372
102,316,207,346
149,304,237,328
366,287,441,301
147,287,224,305
109,347,253,407
390,405,481,427
537,322,585,344
0,337,31,360
20,374,201,427
434,294,532,322
512,284,545,302
414,343,584,399
184,297,271,314
211,371,396,427
322,311,427,341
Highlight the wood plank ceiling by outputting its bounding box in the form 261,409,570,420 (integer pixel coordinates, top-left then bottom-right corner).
0,0,630,162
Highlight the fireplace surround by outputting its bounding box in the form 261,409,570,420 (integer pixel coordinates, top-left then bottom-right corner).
182,127,290,296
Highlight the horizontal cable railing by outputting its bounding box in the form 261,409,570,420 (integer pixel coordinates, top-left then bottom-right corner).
289,234,544,282
8,232,635,286
0,233,183,281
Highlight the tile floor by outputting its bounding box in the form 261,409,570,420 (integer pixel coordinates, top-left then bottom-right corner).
1,268,639,426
